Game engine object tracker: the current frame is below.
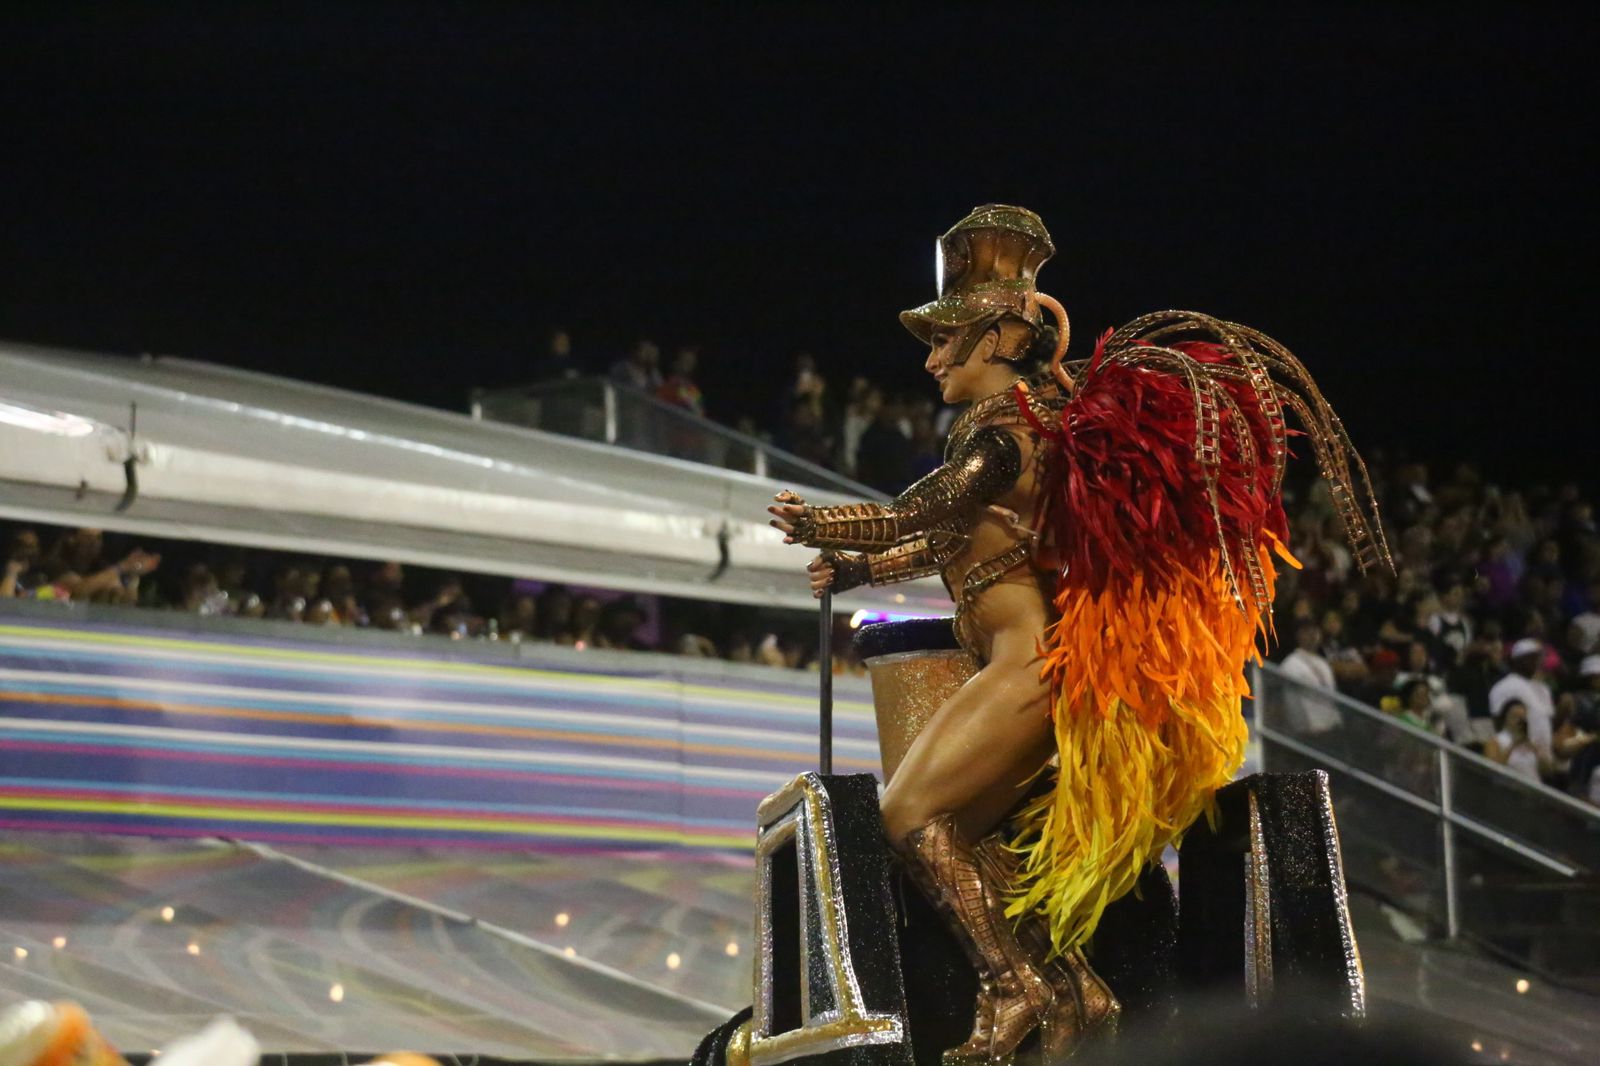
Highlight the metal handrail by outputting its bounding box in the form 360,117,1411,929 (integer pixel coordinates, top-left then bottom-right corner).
473,376,890,502
1256,661,1600,825
1255,660,1599,950
1255,723,1579,877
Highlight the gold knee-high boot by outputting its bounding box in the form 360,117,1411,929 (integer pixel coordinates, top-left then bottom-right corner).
896,814,1055,1065
972,836,1120,1061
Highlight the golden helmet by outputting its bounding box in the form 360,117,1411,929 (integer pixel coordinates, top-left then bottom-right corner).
899,204,1056,345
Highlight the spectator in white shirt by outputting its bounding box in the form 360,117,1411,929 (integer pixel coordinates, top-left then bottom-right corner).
1487,638,1556,761
1278,621,1341,734
1569,578,1600,654
1484,699,1547,785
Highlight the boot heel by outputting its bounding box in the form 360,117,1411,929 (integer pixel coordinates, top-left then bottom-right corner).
1032,1016,1056,1066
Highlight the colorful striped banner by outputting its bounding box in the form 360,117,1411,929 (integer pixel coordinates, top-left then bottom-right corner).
0,619,882,852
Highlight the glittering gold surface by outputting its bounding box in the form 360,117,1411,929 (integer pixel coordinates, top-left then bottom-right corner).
794,429,1021,554
864,649,978,782
750,774,906,1065
725,1021,751,1066
1245,787,1274,1007
900,203,1056,345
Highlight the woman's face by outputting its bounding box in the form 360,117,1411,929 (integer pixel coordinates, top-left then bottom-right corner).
1408,642,1429,671
925,328,992,404
1408,682,1431,712
1414,595,1438,626
1396,568,1419,598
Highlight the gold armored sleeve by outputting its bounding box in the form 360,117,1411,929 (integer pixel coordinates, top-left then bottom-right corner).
791,429,1022,552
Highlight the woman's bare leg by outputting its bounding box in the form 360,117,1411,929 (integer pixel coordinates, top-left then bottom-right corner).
879,620,1055,843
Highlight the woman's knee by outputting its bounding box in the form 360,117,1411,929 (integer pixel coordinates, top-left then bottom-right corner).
879,781,936,843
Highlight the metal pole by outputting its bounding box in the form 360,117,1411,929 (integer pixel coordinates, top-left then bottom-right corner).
753,446,768,480
818,588,834,774
1438,747,1460,939
602,383,618,445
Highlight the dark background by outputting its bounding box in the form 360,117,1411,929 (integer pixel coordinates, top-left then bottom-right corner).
0,3,1593,485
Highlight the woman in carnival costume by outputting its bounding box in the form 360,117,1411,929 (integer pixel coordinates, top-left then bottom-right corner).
769,205,1389,1063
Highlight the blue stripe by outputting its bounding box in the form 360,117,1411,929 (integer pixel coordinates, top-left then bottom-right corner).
0,726,779,786
0,645,878,725
0,677,877,753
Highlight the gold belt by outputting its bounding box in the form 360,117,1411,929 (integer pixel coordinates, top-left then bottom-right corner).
951,543,1036,659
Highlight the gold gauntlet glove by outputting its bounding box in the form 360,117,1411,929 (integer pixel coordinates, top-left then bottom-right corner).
827,553,871,593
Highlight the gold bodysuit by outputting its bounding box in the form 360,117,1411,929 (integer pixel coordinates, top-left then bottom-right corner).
797,379,1066,659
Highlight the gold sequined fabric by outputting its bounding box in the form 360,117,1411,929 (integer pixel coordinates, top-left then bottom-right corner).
794,427,1022,556
863,649,978,782
797,376,1067,662
901,204,1057,347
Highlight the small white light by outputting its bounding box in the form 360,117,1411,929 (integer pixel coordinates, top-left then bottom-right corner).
725,941,740,957
1515,978,1530,994
666,952,681,970
52,937,66,950
849,609,871,630
12,947,27,960
563,946,576,958
554,912,570,928
1471,1041,1483,1053
186,942,200,956
160,906,176,922
328,982,345,1003
893,593,906,604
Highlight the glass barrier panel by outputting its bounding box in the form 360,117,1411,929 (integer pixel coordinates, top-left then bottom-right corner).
1261,739,1447,932
1447,750,1600,873
1256,668,1440,805
1448,830,1600,980
478,380,883,498
480,380,610,443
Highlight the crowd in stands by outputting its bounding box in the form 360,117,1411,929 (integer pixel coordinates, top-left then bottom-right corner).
1,522,845,673
529,328,950,493
1270,463,1600,805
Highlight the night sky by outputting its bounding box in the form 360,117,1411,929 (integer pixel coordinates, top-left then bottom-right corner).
1,4,1594,486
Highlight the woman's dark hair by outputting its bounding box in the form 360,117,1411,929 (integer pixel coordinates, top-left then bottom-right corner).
1494,697,1528,733
1397,677,1431,710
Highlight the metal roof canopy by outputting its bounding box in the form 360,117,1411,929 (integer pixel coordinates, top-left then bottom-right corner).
0,344,947,615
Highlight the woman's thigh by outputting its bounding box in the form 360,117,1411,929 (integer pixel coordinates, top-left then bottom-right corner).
879,633,1055,842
